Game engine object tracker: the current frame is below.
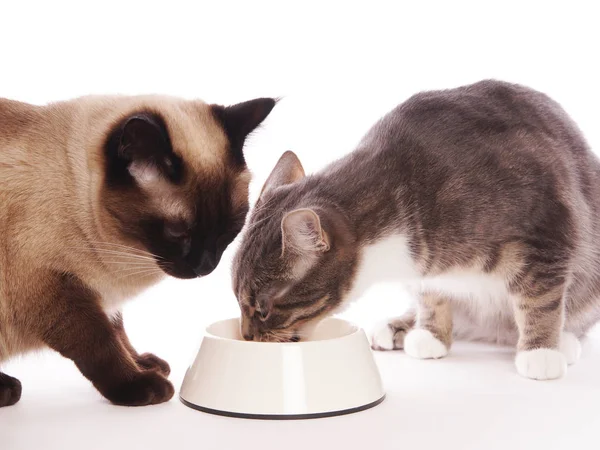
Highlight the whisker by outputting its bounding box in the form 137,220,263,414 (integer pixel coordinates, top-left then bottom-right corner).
110,265,159,272
115,268,163,281
86,241,160,258
70,248,158,261
92,249,156,259
102,261,159,267
137,270,164,281
261,327,309,343
99,256,158,264
68,244,164,262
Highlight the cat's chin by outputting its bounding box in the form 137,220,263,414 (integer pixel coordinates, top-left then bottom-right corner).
160,265,198,280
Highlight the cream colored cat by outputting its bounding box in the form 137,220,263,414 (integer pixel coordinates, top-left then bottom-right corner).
1,94,275,407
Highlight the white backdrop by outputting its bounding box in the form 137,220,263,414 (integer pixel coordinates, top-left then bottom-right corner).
1,2,600,449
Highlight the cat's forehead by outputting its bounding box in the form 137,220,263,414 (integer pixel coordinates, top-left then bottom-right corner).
149,98,230,175
240,219,281,261
128,97,248,215
86,94,232,180
234,233,291,304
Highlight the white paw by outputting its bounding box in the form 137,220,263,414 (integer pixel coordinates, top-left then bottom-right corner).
371,323,395,351
515,348,567,380
404,329,448,359
559,332,581,365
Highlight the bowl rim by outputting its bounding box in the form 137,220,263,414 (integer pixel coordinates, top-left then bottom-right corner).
203,317,362,346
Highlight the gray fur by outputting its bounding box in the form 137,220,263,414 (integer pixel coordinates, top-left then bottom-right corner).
232,80,600,352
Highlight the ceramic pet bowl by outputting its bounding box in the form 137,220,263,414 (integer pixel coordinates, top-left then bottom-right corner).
179,317,385,419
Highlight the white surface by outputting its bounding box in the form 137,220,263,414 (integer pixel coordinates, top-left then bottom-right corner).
1,1,600,449
180,318,384,416
3,331,600,450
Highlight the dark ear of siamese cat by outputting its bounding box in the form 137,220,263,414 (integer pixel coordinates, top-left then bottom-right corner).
0,94,275,407
233,80,598,382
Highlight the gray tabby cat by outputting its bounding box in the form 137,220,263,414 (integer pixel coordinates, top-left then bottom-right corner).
232,80,599,380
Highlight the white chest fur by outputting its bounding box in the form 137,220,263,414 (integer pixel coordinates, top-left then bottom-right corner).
345,234,512,319
345,235,420,304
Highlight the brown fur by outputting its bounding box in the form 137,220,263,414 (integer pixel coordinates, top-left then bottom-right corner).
0,94,275,406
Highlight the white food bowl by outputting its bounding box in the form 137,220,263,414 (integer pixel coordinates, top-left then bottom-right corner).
179,317,385,419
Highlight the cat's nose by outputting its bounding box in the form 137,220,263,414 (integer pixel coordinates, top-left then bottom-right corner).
193,251,218,277
242,332,255,341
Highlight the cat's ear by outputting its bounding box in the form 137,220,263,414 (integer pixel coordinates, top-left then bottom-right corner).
260,151,305,199
212,98,277,165
109,113,180,186
281,208,330,257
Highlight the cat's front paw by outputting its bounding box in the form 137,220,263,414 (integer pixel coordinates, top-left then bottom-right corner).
136,353,171,376
404,329,449,359
371,323,407,351
0,374,22,408
103,371,174,406
515,348,567,380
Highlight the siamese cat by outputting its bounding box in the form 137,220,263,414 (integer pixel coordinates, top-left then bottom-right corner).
0,94,275,407
233,80,598,381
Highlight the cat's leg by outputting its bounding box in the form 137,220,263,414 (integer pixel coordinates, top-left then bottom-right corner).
111,312,170,376
371,308,416,351
0,371,22,408
512,282,568,380
39,275,174,406
404,293,453,359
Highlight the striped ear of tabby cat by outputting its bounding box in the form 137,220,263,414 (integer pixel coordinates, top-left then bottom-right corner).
232,80,597,381
0,94,276,407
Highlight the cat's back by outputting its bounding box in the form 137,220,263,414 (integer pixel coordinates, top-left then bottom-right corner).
402,80,568,129
370,80,588,156
1,99,61,199
0,98,43,145
346,81,598,266
359,80,596,202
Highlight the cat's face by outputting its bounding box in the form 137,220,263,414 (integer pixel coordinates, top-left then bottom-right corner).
101,98,275,279
232,152,357,341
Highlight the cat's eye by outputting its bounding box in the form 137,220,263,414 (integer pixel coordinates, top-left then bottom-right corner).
258,308,270,321
255,304,270,321
164,223,190,241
